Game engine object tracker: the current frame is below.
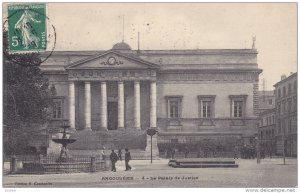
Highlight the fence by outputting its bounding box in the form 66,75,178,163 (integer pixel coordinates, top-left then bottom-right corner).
5,154,109,174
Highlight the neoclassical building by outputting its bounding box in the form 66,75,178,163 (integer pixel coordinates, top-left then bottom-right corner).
41,42,262,156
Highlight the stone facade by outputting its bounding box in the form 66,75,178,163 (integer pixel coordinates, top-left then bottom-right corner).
274,73,297,157
258,90,276,157
41,42,262,155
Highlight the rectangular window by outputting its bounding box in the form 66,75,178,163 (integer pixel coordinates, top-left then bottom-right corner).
278,120,281,134
282,100,286,113
198,95,215,118
53,99,63,119
268,99,273,105
282,120,285,134
165,96,182,119
229,95,247,118
278,88,281,98
293,96,297,112
288,99,292,113
288,119,292,133
202,101,211,118
233,101,243,117
170,101,179,118
288,83,292,94
283,86,286,97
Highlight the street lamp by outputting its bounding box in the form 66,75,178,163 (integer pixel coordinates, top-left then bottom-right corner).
255,136,261,164
146,128,157,164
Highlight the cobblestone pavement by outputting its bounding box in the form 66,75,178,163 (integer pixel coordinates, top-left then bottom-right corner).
2,158,297,188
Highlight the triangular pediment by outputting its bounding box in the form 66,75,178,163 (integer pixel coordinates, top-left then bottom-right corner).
66,50,160,70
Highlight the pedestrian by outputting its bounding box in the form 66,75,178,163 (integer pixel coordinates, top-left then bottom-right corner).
118,149,122,161
171,148,175,159
110,149,118,172
184,147,189,158
101,147,106,160
233,145,239,159
261,147,265,159
125,148,132,171
197,148,201,158
165,148,169,159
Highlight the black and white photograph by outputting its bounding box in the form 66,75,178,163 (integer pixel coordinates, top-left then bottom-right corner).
1,2,298,191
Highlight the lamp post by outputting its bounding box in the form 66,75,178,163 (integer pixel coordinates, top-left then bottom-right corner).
255,136,261,164
283,135,286,165
147,128,157,164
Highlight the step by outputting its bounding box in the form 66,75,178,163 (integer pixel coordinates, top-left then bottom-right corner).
174,158,235,164
68,130,147,150
168,158,238,168
174,163,239,168
176,160,235,164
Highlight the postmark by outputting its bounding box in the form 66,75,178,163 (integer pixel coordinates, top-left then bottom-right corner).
8,4,47,52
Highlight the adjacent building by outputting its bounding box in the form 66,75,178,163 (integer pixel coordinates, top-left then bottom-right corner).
274,73,297,157
258,90,276,156
40,42,262,156
258,90,275,114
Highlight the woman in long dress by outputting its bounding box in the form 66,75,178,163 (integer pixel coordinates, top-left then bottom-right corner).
14,9,41,49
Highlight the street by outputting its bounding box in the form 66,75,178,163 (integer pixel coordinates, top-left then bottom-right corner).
3,158,297,188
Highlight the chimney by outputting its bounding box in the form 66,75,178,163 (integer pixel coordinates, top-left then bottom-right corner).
281,74,286,80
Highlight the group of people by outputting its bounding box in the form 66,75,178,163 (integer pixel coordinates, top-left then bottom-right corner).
109,148,132,172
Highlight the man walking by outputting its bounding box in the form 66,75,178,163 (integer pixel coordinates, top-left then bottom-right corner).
110,149,118,172
125,148,132,171
118,149,122,161
233,145,239,159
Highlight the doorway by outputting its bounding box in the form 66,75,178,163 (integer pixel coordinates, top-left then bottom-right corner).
108,102,118,130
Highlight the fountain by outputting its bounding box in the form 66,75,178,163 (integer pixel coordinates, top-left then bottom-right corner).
52,125,76,162
20,125,108,173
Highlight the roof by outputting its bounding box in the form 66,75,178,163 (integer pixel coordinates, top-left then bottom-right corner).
40,45,260,72
65,50,160,70
273,72,297,87
112,42,132,50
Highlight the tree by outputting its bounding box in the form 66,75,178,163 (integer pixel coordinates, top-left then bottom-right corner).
3,31,55,155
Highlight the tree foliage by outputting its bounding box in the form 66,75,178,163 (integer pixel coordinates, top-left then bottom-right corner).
3,31,55,155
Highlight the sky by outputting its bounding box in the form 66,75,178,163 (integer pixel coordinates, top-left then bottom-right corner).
3,3,297,90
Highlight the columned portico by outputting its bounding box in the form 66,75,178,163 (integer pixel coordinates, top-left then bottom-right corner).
134,81,141,129
69,81,76,129
150,81,157,128
118,81,125,129
84,81,92,130
100,81,108,130
66,51,159,130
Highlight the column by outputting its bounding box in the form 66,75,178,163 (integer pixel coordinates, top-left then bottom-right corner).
100,81,107,130
69,81,76,129
134,81,141,129
150,81,157,128
84,81,91,130
118,81,125,129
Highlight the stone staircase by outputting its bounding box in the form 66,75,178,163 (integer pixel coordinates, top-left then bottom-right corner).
68,129,147,150
65,129,159,160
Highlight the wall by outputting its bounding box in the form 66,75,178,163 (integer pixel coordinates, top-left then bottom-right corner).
157,81,255,119
140,52,257,65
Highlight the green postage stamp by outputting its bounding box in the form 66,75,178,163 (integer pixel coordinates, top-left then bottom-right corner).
8,4,47,52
